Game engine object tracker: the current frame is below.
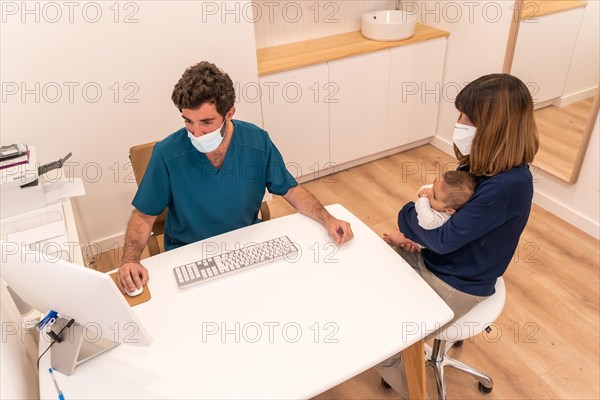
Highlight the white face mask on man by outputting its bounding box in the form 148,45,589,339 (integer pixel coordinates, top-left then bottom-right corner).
188,119,226,153
452,123,477,155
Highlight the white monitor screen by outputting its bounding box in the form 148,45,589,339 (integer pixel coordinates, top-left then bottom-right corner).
0,241,152,346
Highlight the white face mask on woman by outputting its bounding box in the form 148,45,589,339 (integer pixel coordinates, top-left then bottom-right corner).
188,119,226,153
452,123,477,155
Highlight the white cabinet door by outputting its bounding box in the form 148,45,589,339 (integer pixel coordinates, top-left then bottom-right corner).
387,38,446,148
512,8,584,105
329,50,390,165
260,64,330,179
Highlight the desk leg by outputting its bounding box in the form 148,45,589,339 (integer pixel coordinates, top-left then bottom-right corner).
402,339,426,399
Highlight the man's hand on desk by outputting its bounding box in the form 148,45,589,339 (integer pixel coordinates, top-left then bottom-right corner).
324,215,354,245
282,185,354,245
117,262,149,293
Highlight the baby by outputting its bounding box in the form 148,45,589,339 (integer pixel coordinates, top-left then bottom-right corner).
384,170,477,246
415,170,477,229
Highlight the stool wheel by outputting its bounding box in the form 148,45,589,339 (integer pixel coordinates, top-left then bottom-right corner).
453,340,464,348
478,382,493,393
381,378,392,389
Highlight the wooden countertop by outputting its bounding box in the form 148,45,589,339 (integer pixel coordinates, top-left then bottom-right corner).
521,0,586,20
256,23,449,76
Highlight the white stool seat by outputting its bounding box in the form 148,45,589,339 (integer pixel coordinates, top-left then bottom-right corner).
427,277,506,399
435,277,506,342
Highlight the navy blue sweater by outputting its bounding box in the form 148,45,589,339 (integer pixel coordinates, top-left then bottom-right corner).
398,164,534,296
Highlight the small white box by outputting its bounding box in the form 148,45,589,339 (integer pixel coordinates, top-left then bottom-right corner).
0,146,46,219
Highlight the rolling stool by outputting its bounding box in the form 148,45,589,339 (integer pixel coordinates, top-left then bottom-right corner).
425,277,506,399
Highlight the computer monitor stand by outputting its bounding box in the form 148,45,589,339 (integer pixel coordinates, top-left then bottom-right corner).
50,317,120,376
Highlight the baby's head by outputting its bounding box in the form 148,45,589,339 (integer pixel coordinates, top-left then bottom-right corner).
429,171,477,215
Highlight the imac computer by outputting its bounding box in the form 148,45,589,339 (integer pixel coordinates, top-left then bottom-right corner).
0,241,152,375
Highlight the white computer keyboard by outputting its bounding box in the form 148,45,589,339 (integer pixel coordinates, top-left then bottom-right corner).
173,236,299,289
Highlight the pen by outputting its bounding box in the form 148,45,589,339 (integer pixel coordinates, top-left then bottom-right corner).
48,368,65,400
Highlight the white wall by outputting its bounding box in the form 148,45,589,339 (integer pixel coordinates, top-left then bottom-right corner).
1,1,262,248
411,1,514,143
562,0,599,101
533,114,600,239
253,0,395,48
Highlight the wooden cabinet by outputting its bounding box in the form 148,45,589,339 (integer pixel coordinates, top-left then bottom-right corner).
329,50,390,165
387,38,446,148
512,8,585,106
260,64,330,179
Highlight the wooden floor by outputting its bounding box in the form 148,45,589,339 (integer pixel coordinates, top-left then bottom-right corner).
534,97,594,180
96,145,600,399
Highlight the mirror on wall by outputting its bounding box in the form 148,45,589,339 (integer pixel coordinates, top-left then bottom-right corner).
504,0,599,184
531,89,599,182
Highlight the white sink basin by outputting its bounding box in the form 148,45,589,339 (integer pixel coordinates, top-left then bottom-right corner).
361,10,417,41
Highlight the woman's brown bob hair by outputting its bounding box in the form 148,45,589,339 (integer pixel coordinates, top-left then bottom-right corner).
454,74,539,176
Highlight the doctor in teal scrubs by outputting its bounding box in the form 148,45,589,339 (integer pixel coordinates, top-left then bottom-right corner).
117,62,354,293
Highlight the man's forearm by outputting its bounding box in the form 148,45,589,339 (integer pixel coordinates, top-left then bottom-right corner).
283,185,332,224
283,184,354,245
121,210,155,264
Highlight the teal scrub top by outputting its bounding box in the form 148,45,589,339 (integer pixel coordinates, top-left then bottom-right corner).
132,120,298,250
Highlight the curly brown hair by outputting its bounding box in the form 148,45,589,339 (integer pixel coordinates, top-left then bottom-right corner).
171,61,236,117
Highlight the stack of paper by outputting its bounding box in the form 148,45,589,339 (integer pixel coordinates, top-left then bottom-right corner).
0,144,29,170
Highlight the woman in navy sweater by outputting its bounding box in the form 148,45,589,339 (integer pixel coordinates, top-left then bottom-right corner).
377,74,539,396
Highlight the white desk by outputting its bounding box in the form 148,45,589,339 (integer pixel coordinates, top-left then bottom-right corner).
39,204,452,399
